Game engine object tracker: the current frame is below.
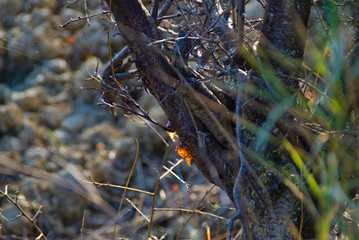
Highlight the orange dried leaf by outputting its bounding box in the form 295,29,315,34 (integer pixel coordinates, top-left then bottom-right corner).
172,183,180,192
304,90,318,104
176,144,193,166
65,35,78,45
95,142,105,151
185,157,192,166
167,131,177,142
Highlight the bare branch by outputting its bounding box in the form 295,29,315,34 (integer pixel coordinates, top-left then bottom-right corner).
59,11,110,28
0,187,47,240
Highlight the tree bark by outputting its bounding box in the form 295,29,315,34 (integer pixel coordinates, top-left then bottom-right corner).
103,0,313,238
258,0,312,91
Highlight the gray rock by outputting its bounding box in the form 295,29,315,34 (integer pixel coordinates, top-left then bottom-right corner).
11,86,48,111
0,0,23,28
0,103,24,134
0,136,23,152
6,26,41,62
53,129,71,144
38,104,72,129
30,7,53,26
24,0,58,13
0,84,12,104
45,58,70,74
23,146,50,166
20,59,72,95
61,113,86,133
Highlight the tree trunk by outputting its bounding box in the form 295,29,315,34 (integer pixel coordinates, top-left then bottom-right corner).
103,0,313,238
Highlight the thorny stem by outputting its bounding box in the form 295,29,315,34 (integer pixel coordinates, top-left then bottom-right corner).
98,100,174,132
60,10,110,28
0,186,47,240
98,71,175,133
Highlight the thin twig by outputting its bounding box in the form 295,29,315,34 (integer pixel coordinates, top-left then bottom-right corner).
161,160,190,190
64,0,80,8
176,185,216,240
148,141,173,237
81,210,86,240
154,206,226,221
84,0,90,25
99,100,175,132
276,72,334,102
125,197,150,222
84,180,154,196
0,186,47,240
60,11,110,28
157,0,172,19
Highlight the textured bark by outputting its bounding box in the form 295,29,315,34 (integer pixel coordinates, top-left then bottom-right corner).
259,0,312,92
243,0,313,238
104,0,238,194
104,0,313,238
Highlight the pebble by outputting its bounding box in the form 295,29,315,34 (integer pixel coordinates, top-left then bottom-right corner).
17,118,38,150
24,0,58,13
60,113,87,133
52,129,72,144
38,104,72,129
0,136,23,152
20,59,72,93
0,103,24,134
78,121,122,148
0,0,23,29
6,26,40,61
31,8,54,26
44,58,70,75
11,86,48,111
23,146,50,167
0,84,12,104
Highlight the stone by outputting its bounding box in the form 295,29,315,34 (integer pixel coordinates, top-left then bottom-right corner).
0,103,24,134
23,146,50,167
0,0,23,29
24,0,58,13
11,86,48,111
0,84,12,104
61,113,86,133
45,58,70,75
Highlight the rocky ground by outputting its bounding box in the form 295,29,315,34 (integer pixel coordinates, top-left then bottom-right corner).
0,1,235,239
